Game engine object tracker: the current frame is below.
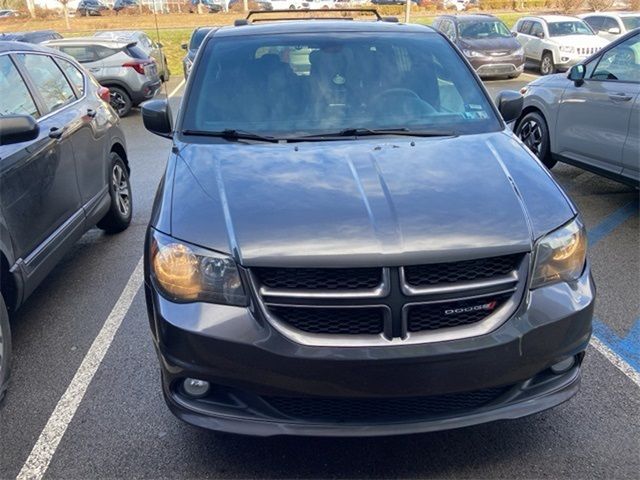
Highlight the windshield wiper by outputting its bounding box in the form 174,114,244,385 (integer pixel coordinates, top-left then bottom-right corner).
292,127,457,140
182,129,280,143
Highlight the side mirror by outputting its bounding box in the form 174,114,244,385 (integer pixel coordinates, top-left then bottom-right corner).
157,41,164,48
568,64,586,86
535,31,545,39
607,27,621,35
511,31,517,37
181,43,188,50
141,99,173,139
0,115,39,146
495,90,523,124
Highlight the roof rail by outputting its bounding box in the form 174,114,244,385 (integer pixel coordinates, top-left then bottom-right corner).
234,9,398,26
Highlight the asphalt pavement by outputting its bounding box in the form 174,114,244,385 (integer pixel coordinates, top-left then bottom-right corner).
0,73,638,480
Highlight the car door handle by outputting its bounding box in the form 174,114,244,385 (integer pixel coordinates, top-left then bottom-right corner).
48,126,66,139
87,108,97,118
609,93,633,102
88,67,100,72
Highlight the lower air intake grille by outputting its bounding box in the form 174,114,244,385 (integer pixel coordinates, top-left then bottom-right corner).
264,387,509,422
268,306,385,335
407,294,511,332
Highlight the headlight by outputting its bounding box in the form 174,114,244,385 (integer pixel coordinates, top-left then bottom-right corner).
559,45,575,53
513,47,524,56
463,49,483,58
149,230,247,306
531,218,587,289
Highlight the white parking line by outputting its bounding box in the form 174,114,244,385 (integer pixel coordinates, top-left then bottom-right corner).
168,79,185,99
16,258,143,480
590,338,640,388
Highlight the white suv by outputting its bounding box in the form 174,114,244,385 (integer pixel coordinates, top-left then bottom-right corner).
513,15,609,75
580,12,640,42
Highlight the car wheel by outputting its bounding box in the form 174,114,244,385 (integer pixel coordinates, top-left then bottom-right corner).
540,52,555,76
97,153,132,233
516,112,556,169
0,294,11,404
109,86,132,117
289,4,296,9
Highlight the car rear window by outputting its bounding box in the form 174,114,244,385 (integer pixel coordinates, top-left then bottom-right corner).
182,32,501,138
126,44,149,59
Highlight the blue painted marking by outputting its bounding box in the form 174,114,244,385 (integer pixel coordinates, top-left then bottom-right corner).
587,198,639,247
586,199,639,373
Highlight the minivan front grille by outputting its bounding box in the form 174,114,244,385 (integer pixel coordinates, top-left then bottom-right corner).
404,254,521,287
251,253,527,346
253,266,382,290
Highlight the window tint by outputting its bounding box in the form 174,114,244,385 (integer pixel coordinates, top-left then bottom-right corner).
94,45,120,60
190,28,211,50
459,20,512,40
622,16,640,31
584,16,604,31
601,17,619,31
58,58,85,95
592,35,640,82
127,44,149,60
530,22,544,37
548,21,593,37
518,20,532,34
183,33,501,137
17,54,75,113
58,45,97,63
0,55,38,118
440,20,456,40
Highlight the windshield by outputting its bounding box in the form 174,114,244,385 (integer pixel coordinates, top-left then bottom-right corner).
459,20,512,39
622,16,640,30
190,29,211,51
182,33,501,138
548,21,593,37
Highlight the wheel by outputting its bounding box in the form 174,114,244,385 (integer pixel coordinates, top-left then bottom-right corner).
108,86,132,117
515,111,556,169
97,153,132,233
289,5,296,9
0,294,11,404
540,52,555,76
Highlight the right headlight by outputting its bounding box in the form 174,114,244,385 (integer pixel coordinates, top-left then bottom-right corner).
149,229,247,306
530,218,587,289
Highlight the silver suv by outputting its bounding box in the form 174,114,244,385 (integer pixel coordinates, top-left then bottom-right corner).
44,37,161,117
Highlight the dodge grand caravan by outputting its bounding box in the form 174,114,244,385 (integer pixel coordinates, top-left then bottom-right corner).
141,13,595,437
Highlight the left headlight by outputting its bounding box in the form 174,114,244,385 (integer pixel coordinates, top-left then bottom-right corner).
559,45,575,53
463,49,483,58
530,218,587,289
513,47,525,56
149,230,248,306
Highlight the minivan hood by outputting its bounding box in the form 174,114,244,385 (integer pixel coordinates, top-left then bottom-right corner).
168,131,575,267
459,36,521,53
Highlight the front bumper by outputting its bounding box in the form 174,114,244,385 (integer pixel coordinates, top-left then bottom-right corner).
469,55,525,78
554,55,587,71
145,265,595,437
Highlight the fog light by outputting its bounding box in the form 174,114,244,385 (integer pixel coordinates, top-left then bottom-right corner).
183,378,210,398
551,356,576,374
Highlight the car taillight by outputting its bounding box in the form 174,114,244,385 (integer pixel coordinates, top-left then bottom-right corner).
98,86,110,102
122,59,154,75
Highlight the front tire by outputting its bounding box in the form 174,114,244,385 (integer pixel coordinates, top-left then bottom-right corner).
109,86,132,117
97,153,132,233
540,52,555,76
516,111,556,169
0,294,11,404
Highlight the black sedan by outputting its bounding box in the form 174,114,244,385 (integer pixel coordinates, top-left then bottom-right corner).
0,41,133,401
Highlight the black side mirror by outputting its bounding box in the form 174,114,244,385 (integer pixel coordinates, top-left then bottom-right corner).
0,115,39,146
141,99,173,138
511,31,517,37
568,64,586,86
536,31,545,39
181,43,188,50
157,41,164,48
495,90,523,124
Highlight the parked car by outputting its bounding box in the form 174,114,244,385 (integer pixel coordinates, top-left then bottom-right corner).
141,16,594,437
515,29,639,186
77,0,109,16
580,12,640,42
44,37,161,117
0,30,62,44
0,41,132,402
432,14,524,79
513,15,609,75
444,0,468,11
181,27,215,79
94,30,170,82
0,9,19,18
113,0,138,12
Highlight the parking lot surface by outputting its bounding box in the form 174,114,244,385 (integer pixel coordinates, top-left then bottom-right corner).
0,74,638,480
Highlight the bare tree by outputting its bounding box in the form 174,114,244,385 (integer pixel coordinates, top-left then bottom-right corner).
586,0,614,10
24,0,35,19
56,0,71,29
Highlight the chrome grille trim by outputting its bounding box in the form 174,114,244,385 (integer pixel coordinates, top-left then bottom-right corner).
399,269,518,296
259,268,390,299
249,254,529,347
